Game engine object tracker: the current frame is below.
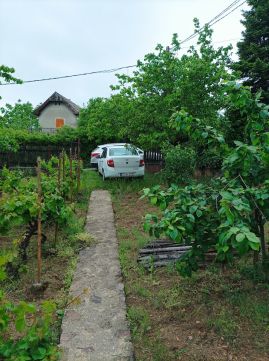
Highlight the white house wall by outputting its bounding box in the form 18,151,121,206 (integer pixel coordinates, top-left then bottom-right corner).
38,103,78,129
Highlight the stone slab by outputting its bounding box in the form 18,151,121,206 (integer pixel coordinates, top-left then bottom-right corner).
60,190,134,361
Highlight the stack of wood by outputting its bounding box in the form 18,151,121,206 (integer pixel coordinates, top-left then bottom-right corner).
138,239,218,268
138,239,192,268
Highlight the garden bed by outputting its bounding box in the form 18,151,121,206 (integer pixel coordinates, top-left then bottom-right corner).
102,173,269,361
0,170,94,347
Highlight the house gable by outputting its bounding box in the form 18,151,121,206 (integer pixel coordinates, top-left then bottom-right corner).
38,102,78,129
34,92,80,130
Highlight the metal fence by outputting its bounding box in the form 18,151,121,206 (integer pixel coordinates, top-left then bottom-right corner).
144,150,163,164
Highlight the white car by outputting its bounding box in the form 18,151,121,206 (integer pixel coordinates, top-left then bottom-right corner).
98,144,145,180
91,143,144,168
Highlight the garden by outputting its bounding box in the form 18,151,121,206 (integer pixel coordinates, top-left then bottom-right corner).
0,156,95,360
0,1,268,360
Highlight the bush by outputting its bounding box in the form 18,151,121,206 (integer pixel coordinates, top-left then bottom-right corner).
162,145,196,184
196,147,223,170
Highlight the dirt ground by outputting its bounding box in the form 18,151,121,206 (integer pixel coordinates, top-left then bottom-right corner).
114,191,269,361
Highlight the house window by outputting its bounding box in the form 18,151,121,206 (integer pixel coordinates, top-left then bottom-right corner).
55,118,64,128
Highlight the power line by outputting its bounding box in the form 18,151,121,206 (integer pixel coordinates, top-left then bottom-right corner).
181,0,244,44
180,0,246,45
209,1,247,27
0,1,246,86
0,65,137,86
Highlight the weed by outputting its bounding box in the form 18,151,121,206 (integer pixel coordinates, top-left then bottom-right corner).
63,257,77,290
230,292,269,327
151,340,174,361
133,283,152,299
72,232,96,250
208,309,238,342
127,306,151,338
119,240,133,278
153,287,186,311
57,244,75,258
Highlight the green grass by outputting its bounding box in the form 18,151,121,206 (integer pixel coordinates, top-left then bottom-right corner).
127,306,151,338
83,169,161,196
207,308,239,342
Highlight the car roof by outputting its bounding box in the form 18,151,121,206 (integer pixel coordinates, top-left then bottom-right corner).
97,143,143,150
97,143,127,148
106,145,141,150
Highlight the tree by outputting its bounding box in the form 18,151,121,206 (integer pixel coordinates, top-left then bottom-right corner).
110,20,232,148
0,65,22,99
0,100,39,130
80,21,232,149
79,95,132,145
235,0,269,103
144,82,269,276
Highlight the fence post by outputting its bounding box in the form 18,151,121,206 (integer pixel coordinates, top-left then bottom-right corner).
54,154,62,245
36,157,42,284
58,153,62,190
77,139,81,193
62,149,65,184
69,148,73,202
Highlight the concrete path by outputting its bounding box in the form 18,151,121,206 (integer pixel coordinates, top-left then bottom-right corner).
60,190,134,361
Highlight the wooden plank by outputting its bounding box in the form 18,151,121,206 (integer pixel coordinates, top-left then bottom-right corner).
138,252,187,262
145,240,179,248
141,259,180,268
139,245,192,255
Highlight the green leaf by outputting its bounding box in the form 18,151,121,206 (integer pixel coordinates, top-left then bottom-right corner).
245,232,260,243
186,213,195,222
15,317,25,332
150,196,158,205
189,205,198,213
235,233,245,243
196,209,203,217
249,242,260,251
169,228,179,241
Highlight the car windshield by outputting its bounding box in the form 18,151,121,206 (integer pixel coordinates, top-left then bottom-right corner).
109,147,138,156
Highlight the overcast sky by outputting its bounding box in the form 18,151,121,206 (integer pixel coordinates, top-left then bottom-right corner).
0,0,248,108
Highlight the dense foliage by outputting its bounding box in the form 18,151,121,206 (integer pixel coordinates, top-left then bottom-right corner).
79,22,232,149
0,155,81,360
79,95,129,145
0,127,81,152
0,289,59,361
0,155,77,242
143,82,269,276
161,144,196,184
235,0,269,103
0,101,39,130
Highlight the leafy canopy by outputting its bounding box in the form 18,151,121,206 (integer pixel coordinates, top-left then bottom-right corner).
80,20,232,149
0,100,39,130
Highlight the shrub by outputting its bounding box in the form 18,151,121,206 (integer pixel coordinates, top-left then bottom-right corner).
162,145,196,184
196,147,223,170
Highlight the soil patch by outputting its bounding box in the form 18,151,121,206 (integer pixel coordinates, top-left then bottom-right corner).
114,191,269,361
